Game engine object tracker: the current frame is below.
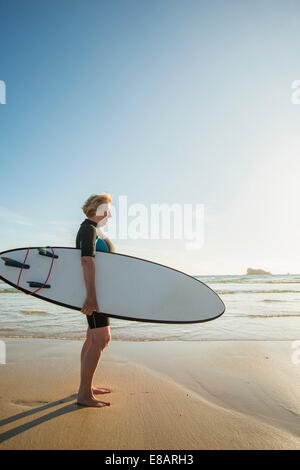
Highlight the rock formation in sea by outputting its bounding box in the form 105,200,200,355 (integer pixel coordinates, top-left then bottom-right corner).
246,268,271,275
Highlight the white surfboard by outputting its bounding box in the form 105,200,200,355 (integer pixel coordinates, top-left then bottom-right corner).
0,246,225,323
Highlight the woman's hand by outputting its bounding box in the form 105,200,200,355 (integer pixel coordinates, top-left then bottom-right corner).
81,296,100,316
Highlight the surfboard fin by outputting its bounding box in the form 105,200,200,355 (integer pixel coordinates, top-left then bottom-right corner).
27,281,51,288
1,257,30,269
38,248,58,259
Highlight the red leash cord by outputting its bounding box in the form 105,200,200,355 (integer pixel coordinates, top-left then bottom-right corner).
17,246,55,295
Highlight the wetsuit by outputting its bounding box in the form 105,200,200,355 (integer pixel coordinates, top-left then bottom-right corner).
76,218,110,329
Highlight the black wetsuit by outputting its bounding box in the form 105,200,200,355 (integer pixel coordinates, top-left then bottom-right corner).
76,218,110,329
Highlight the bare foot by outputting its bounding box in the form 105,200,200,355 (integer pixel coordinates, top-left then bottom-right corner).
92,387,111,395
77,395,110,408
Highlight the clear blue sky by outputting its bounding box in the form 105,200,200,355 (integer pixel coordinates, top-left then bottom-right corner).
0,0,299,274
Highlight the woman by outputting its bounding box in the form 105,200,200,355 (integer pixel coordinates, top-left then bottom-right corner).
76,193,114,407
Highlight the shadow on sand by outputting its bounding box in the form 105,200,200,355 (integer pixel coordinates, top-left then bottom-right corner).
0,394,80,444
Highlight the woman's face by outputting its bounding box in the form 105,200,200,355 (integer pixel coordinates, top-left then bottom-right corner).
95,203,111,227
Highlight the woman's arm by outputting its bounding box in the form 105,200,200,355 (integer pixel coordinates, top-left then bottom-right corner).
80,257,100,315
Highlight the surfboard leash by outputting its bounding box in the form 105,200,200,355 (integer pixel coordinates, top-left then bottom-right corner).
17,246,55,295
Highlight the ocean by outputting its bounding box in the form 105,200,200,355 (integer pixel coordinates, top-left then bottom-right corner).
0,274,299,341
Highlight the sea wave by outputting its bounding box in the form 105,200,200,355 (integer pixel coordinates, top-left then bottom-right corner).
202,278,300,284
0,334,85,341
216,291,235,294
198,278,249,283
0,333,297,342
246,314,300,318
217,289,300,294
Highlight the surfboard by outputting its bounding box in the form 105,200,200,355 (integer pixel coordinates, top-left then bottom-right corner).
0,246,225,324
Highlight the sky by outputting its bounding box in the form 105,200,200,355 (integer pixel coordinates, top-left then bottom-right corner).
0,0,299,275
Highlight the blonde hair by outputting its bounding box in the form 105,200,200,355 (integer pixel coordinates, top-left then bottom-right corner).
81,192,115,253
81,192,112,217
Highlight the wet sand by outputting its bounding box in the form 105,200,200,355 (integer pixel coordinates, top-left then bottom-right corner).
0,338,299,449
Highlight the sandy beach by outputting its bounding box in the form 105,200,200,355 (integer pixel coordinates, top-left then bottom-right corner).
0,338,299,450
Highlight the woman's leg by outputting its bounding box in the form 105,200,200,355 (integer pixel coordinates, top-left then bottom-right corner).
80,327,92,365
80,327,111,395
77,325,111,407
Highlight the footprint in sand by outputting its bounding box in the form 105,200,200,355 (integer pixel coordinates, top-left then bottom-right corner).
12,395,76,407
13,400,50,407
